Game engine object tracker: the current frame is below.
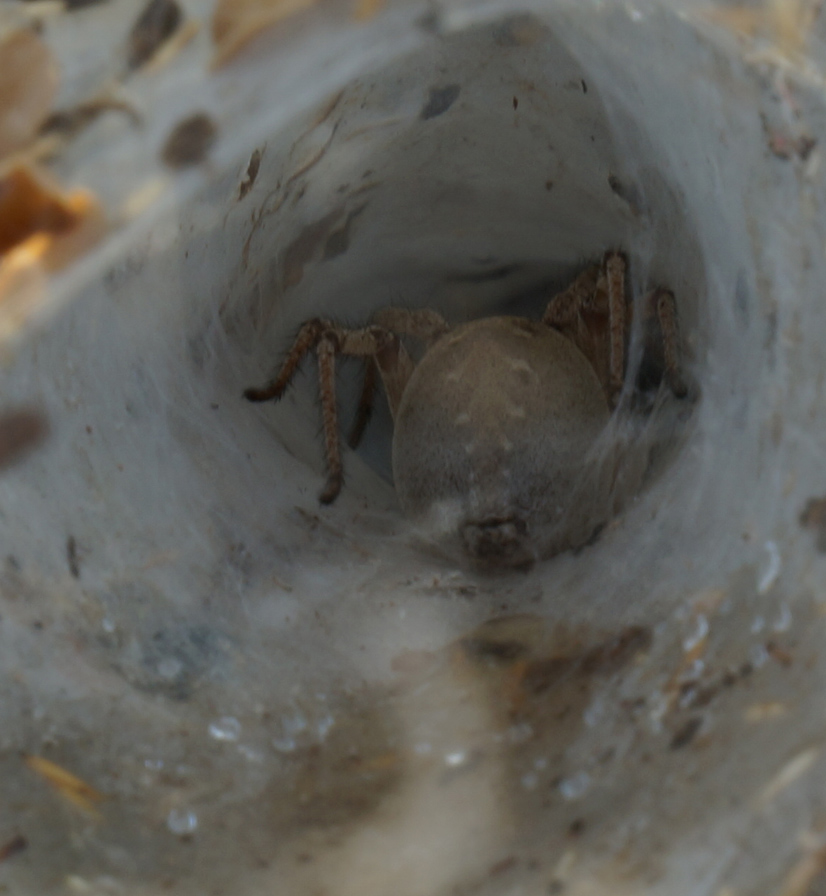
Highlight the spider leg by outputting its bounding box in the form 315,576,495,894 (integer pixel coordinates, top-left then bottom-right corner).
315,324,416,503
243,319,326,402
319,325,415,501
542,264,601,327
650,288,688,398
340,327,415,417
316,332,344,504
371,308,449,346
347,358,376,450
245,318,419,504
600,251,628,401
544,259,625,406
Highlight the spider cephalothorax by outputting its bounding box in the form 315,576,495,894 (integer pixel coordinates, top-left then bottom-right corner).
245,252,687,568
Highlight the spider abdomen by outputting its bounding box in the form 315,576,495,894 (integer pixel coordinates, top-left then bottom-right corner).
392,316,612,566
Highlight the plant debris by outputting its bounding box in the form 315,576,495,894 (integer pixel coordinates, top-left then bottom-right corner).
700,1,820,59
420,84,461,120
354,0,385,19
669,716,703,750
127,0,183,71
66,534,81,578
0,409,48,470
755,747,821,810
211,0,320,68
24,755,104,815
40,96,141,142
799,495,826,551
0,164,104,267
238,148,263,200
0,164,105,337
161,113,218,168
0,834,27,864
0,30,59,160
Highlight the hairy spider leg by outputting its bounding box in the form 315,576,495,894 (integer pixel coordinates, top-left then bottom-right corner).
542,253,691,406
543,256,627,406
347,358,377,450
347,307,450,450
316,333,343,503
603,251,628,400
372,307,450,342
244,319,419,504
541,263,602,328
243,319,325,402
650,288,688,398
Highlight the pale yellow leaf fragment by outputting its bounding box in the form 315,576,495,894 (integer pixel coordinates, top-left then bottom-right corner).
0,246,48,343
754,746,820,810
690,587,728,616
700,0,818,59
211,0,321,68
702,6,764,39
552,849,577,882
744,701,788,723
121,176,169,221
766,0,819,57
25,755,105,815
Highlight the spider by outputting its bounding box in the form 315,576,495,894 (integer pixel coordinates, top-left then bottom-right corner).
245,251,687,568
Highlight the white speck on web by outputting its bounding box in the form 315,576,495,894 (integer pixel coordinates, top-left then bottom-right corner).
167,808,198,835
758,541,781,594
559,771,591,801
208,716,241,742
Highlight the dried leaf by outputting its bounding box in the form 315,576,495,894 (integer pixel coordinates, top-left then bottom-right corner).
0,165,105,336
0,167,72,256
211,0,320,68
0,30,59,160
24,755,104,815
0,165,104,269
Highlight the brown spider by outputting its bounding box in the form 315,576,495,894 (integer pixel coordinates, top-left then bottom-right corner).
245,252,687,567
